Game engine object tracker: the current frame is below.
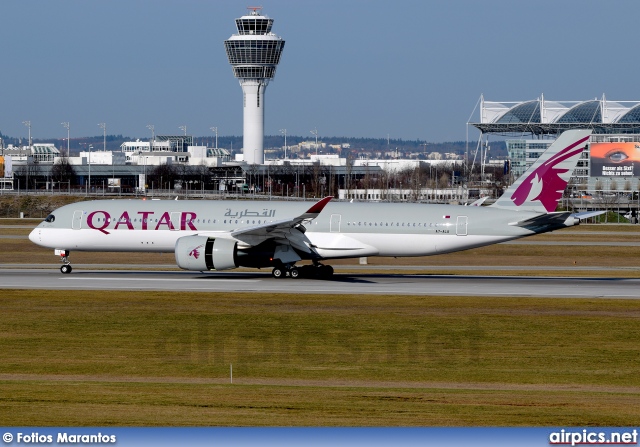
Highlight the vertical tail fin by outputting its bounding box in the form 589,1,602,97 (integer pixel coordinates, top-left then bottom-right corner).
491,129,591,213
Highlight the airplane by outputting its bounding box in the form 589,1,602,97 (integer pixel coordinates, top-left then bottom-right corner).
30,129,595,279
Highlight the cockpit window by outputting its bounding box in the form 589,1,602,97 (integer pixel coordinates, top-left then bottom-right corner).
44,214,55,223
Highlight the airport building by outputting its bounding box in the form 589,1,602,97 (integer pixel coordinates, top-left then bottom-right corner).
470,94,640,192
0,7,465,201
225,7,285,165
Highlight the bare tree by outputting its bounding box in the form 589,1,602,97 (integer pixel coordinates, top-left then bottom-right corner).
50,155,76,187
310,160,323,198
193,161,212,192
410,166,422,202
594,179,603,192
148,163,177,190
345,154,354,197
15,161,39,190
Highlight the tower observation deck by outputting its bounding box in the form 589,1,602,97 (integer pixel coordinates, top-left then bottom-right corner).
224,7,285,164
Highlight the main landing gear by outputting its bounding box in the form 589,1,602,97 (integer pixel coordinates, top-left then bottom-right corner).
271,262,334,279
56,249,72,274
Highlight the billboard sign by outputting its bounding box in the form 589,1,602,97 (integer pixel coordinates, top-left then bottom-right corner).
590,142,640,177
0,155,12,178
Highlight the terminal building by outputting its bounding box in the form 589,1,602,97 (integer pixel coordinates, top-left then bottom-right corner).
470,94,640,193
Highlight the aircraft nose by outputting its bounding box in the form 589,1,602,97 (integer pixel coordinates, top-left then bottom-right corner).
28,228,40,244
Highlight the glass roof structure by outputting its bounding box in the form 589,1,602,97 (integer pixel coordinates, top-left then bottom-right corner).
618,104,640,123
495,101,541,124
224,8,285,81
472,95,640,135
556,101,601,124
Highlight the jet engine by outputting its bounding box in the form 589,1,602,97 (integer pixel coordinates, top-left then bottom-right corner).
174,235,238,271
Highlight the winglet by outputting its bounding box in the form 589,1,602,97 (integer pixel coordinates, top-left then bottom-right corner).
230,196,334,240
304,196,333,215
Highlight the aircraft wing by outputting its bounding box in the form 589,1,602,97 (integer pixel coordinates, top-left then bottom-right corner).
229,196,333,242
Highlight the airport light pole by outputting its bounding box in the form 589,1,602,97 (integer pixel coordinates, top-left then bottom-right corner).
98,123,106,151
210,127,218,149
280,128,287,159
310,128,318,155
61,122,70,156
88,144,93,195
22,121,31,147
147,124,155,150
179,125,187,136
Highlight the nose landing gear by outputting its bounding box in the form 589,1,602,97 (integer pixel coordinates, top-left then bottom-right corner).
55,249,72,274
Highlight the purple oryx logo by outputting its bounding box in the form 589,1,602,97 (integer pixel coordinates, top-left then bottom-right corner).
511,136,589,212
189,244,204,259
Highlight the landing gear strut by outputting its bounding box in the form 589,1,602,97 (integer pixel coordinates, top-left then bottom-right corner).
56,249,72,274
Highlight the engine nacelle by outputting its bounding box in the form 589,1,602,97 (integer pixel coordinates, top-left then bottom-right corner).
174,235,238,271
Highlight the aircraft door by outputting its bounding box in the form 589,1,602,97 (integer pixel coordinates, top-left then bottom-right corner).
456,216,468,236
72,210,83,230
170,212,181,231
330,214,341,233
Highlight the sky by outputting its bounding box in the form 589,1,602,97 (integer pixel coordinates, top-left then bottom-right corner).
1,0,639,143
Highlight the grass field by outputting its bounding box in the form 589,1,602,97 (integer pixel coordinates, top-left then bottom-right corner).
3,219,640,425
1,291,640,426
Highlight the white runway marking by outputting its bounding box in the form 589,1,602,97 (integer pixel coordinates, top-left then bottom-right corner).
60,277,261,283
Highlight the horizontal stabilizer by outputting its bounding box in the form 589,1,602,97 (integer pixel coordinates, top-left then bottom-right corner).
509,209,605,231
509,212,573,228
571,210,605,220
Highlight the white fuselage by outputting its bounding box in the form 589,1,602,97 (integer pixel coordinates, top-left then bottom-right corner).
29,199,540,262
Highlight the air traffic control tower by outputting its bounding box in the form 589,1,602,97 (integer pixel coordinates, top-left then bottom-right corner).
224,7,285,165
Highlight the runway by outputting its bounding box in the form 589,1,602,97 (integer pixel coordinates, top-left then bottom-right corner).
2,267,640,298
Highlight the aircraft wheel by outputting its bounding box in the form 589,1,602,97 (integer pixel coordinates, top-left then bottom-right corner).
319,265,333,279
289,267,300,279
272,267,284,278
60,264,72,274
